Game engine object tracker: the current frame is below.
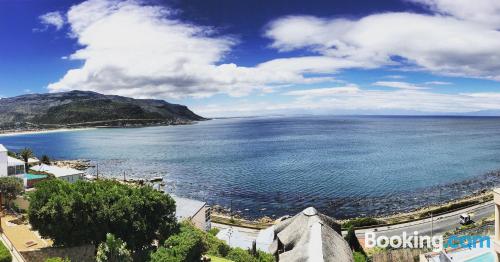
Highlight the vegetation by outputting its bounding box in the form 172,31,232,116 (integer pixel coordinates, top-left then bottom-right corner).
96,233,132,262
150,225,206,262
342,217,384,229
208,227,220,236
28,179,177,252
44,258,71,262
353,252,367,262
418,199,481,218
0,176,24,209
0,240,11,262
345,226,365,255
226,248,274,262
20,147,34,171
208,255,234,262
150,222,230,261
40,155,51,165
151,222,273,262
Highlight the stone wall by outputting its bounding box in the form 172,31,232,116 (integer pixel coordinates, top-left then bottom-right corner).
21,245,95,262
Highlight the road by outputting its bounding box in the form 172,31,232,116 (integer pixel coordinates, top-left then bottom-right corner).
353,201,494,239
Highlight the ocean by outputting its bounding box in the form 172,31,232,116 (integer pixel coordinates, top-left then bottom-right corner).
2,115,500,219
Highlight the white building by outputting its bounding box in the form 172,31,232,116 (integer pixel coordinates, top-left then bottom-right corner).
172,195,211,231
30,164,84,183
0,144,26,177
0,145,7,177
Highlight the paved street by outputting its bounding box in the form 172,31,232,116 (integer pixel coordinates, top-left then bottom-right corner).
354,201,494,239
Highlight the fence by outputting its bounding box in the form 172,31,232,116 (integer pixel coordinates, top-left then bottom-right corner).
0,232,26,262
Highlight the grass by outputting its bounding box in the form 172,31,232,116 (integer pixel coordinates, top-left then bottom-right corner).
208,255,234,262
0,240,12,262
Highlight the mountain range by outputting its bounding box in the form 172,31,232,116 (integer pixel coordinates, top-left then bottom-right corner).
0,90,205,129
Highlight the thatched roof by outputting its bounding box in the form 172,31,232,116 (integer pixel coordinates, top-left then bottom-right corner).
271,207,354,262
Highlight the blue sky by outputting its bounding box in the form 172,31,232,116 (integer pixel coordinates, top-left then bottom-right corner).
2,0,500,117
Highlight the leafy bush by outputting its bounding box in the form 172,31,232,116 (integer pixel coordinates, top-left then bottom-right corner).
342,217,383,229
353,252,367,262
226,248,275,262
227,248,255,262
150,222,232,261
208,227,220,236
150,225,206,262
96,233,132,262
0,241,11,262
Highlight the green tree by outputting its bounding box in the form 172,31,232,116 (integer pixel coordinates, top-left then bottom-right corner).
40,155,51,165
345,226,365,255
0,177,24,209
28,179,177,252
96,233,132,262
19,148,34,172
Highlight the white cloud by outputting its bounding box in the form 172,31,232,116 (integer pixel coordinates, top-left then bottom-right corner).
265,13,500,81
408,0,500,28
47,0,339,99
384,75,405,79
195,89,500,117
372,81,428,90
39,11,65,30
424,81,451,85
284,85,360,97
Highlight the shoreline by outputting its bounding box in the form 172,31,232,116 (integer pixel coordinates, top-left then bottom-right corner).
0,127,97,137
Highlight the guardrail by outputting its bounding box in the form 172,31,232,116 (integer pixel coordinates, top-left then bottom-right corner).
0,232,26,262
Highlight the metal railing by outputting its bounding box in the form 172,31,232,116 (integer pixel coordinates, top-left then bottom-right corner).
0,232,26,262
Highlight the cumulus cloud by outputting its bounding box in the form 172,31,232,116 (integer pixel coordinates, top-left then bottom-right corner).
47,0,339,99
372,81,428,90
265,12,500,81
39,11,65,30
408,0,500,28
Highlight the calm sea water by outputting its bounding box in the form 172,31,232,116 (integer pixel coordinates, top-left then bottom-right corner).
2,116,500,219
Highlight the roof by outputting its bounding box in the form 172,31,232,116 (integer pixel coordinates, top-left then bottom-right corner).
30,164,84,178
270,207,354,262
172,195,206,220
27,158,39,164
7,156,25,166
0,144,6,152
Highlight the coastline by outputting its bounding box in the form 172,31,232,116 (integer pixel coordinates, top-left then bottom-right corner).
0,127,97,137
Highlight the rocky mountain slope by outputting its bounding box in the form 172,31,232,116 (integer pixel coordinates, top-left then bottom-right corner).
0,90,205,129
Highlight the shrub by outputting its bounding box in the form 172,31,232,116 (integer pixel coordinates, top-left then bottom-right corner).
208,227,220,236
345,227,365,255
150,226,205,262
96,233,132,262
353,252,367,262
227,248,255,262
342,217,383,229
44,258,70,262
0,241,11,262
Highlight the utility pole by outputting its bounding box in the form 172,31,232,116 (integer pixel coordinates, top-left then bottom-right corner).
431,213,434,239
96,163,99,180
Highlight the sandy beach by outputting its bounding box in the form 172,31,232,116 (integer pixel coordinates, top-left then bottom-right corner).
0,128,96,137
